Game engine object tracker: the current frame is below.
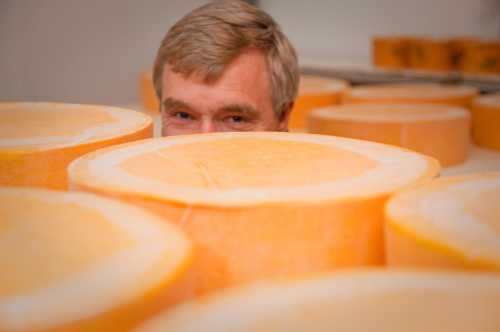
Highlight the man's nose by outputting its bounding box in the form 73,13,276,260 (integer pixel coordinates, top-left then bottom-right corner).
200,119,216,133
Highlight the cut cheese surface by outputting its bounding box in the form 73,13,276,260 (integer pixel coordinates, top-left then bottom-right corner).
471,93,500,150
386,173,500,270
134,270,500,332
69,132,439,294
0,102,153,189
0,187,193,332
290,75,349,129
347,83,478,108
308,104,470,166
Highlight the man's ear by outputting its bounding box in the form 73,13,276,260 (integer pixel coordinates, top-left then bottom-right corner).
277,102,294,132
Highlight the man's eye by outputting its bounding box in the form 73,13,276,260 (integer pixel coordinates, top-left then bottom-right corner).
228,116,245,123
174,112,192,120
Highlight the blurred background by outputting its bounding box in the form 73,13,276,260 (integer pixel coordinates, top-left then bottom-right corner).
1,0,499,106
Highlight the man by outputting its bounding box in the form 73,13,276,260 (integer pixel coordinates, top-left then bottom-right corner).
153,0,299,136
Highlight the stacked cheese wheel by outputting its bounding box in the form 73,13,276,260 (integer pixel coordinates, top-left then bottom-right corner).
346,83,478,109
0,103,153,189
289,75,349,130
134,270,500,332
308,104,470,166
68,132,439,294
0,187,192,332
386,173,500,270
140,71,160,112
372,36,410,69
409,38,453,72
471,93,500,151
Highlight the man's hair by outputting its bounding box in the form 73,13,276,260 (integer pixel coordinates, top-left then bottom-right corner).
153,0,299,117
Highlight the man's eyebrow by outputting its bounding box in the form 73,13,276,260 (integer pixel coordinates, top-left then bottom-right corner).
162,98,193,111
218,103,260,117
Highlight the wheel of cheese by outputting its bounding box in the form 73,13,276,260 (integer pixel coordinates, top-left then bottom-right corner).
372,36,411,69
308,104,470,166
0,102,153,189
471,93,500,151
140,71,160,112
289,75,349,130
386,172,500,270
68,132,439,294
134,270,500,332
448,37,478,70
0,187,193,332
462,40,500,75
346,83,479,109
409,38,453,72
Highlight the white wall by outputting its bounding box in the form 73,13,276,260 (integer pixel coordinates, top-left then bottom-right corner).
1,0,499,105
262,0,500,59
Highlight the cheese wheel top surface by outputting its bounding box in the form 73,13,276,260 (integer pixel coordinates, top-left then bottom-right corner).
299,75,349,94
0,187,191,331
386,173,500,265
311,104,469,122
0,103,152,150
349,83,478,101
69,132,439,206
135,270,500,332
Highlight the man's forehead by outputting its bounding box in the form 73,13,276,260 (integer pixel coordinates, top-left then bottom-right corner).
162,97,259,115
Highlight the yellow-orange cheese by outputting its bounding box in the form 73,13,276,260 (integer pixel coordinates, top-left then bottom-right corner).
386,173,500,270
308,104,470,166
462,40,500,75
289,75,349,130
409,38,453,72
0,187,193,332
346,83,478,109
372,36,411,69
135,270,500,332
0,102,153,189
140,71,160,112
68,132,439,294
471,93,500,151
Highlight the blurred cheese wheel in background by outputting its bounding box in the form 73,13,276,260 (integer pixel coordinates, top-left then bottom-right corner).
346,83,478,109
0,187,193,332
308,104,470,166
471,93,500,151
372,36,411,69
0,103,153,189
462,40,500,75
69,132,439,294
289,75,349,130
134,270,500,332
448,37,479,70
140,71,160,112
408,38,453,72
386,173,500,271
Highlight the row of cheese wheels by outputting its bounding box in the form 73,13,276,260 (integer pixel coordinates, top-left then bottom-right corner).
373,36,500,74
1,104,499,331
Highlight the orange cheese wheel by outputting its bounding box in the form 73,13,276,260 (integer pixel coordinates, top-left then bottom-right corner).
0,187,193,332
289,75,349,130
372,36,411,69
408,38,453,72
462,40,500,75
140,71,160,112
0,102,153,189
68,132,439,294
135,270,500,332
471,93,500,151
447,37,479,70
386,173,500,270
308,104,470,166
346,83,479,109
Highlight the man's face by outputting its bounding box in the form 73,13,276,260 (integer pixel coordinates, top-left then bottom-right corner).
160,49,290,136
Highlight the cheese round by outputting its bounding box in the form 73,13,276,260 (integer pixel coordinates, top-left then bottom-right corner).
140,71,160,112
68,132,439,294
462,41,500,75
290,75,349,130
308,104,470,166
409,38,453,72
346,83,478,109
0,187,193,332
0,102,153,189
386,172,500,270
372,36,411,69
134,270,500,332
471,93,500,151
